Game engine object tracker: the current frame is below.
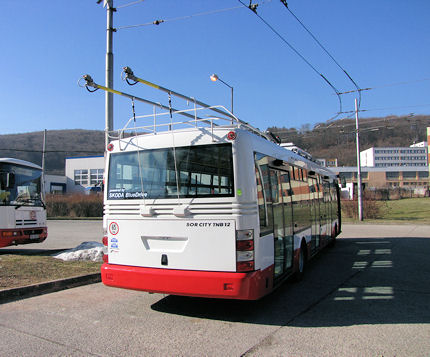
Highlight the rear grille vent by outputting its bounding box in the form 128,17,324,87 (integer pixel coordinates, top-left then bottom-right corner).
105,202,257,217
23,229,44,235
16,219,37,227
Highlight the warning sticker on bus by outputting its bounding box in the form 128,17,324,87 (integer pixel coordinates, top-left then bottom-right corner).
109,222,119,235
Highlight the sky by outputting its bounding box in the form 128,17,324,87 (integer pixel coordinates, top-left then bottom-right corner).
1,0,430,135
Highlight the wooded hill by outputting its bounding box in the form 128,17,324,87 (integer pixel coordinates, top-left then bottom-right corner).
268,114,430,166
0,114,429,174
0,130,104,175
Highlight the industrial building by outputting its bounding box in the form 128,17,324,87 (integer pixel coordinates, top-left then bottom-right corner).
360,142,428,168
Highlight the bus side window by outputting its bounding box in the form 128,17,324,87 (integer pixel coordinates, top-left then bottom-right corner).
255,154,274,237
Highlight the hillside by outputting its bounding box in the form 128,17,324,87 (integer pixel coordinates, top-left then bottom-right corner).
0,114,429,174
268,114,430,166
0,130,104,175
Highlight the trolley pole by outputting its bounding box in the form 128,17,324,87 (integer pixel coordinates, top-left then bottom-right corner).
355,98,364,221
105,0,114,147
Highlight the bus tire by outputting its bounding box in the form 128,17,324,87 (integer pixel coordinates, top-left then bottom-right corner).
329,224,337,247
294,240,307,282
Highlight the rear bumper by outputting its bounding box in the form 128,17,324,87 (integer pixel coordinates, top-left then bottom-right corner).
0,227,47,248
101,263,274,300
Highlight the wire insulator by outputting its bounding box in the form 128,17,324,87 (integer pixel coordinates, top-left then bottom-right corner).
85,86,99,93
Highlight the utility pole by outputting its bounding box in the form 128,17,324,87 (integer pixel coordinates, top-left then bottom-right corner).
355,98,363,221
41,129,47,200
105,0,114,147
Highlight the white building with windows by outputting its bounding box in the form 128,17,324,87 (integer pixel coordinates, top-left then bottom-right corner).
360,142,428,168
65,156,105,193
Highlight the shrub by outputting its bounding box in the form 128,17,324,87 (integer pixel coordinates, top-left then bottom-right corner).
341,197,387,219
45,194,103,218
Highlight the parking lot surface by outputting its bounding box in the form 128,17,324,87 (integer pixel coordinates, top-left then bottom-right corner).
1,223,429,356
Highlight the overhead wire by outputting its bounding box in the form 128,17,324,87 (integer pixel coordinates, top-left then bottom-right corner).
116,0,145,9
338,77,430,95
115,2,272,30
338,103,430,114
237,0,343,121
268,112,429,134
278,1,362,118
0,148,104,154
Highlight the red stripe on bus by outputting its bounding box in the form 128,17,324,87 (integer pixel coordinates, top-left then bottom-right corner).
101,263,274,300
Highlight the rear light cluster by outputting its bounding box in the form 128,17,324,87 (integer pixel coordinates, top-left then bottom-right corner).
1,230,20,238
236,229,254,272
102,235,109,263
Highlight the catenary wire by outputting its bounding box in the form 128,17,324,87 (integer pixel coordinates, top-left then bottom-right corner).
115,2,272,30
116,0,145,9
338,78,430,95
279,0,362,114
237,0,343,121
0,149,104,154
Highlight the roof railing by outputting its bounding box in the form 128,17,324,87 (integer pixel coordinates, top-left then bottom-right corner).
80,72,275,143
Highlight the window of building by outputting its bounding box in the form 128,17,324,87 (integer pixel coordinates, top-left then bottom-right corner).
418,171,429,178
402,171,417,180
74,169,88,185
90,169,104,185
339,172,353,180
386,171,399,180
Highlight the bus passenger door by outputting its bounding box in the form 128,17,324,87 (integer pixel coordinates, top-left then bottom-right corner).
280,170,294,272
309,177,320,254
269,169,286,279
323,181,332,239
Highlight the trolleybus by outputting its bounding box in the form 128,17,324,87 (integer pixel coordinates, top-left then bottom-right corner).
82,70,341,300
0,158,47,248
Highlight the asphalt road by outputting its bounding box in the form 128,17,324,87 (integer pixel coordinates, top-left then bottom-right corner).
4,219,103,251
1,223,430,356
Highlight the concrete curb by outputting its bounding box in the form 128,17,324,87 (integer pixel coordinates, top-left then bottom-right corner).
0,273,101,304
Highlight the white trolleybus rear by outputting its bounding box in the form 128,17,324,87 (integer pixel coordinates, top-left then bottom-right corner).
81,69,341,300
0,158,47,248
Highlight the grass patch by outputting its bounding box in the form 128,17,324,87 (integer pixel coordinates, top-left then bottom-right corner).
342,197,430,224
383,197,430,223
0,254,101,290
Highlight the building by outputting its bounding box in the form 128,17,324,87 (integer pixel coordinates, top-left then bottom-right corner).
44,174,67,194
65,156,105,194
315,158,338,168
428,128,430,175
334,166,429,199
360,143,428,168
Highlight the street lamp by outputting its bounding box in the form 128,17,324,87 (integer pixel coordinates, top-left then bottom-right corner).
210,74,234,114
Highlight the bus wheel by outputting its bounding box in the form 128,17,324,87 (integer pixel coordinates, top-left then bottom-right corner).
294,240,307,282
329,224,337,247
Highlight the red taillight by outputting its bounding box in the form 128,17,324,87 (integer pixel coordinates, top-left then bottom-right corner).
236,229,254,272
102,236,108,263
236,240,254,251
1,230,20,237
237,261,254,272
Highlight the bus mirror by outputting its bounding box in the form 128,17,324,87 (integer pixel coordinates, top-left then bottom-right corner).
6,173,15,189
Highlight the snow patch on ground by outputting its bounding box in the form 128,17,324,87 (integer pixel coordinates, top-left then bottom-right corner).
53,241,104,262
